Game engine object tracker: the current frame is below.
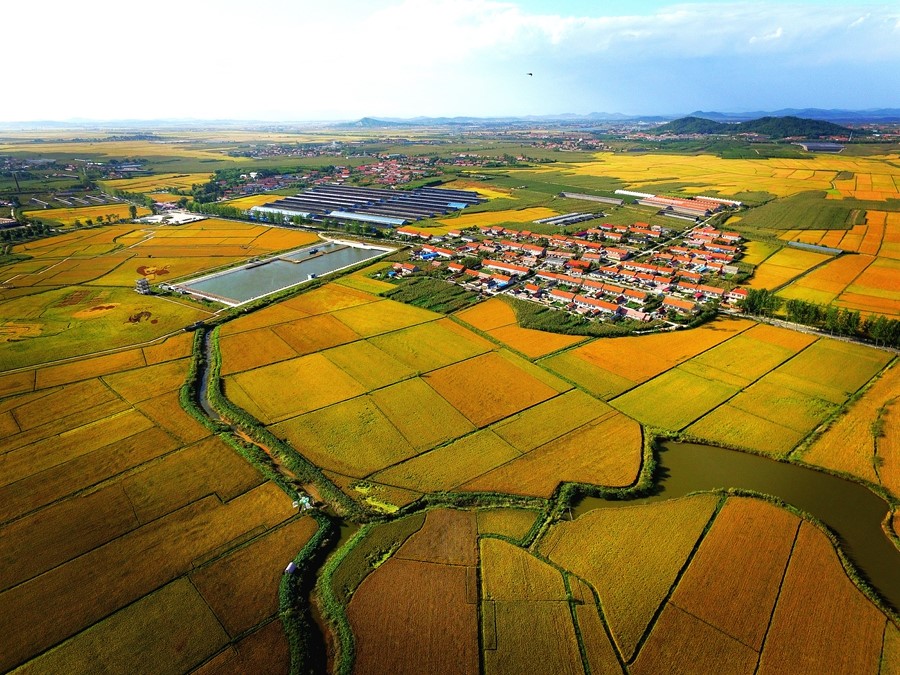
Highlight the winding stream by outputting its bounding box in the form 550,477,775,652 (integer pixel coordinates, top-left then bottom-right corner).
576,441,900,612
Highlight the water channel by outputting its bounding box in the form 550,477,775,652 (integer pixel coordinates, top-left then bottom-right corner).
576,441,900,611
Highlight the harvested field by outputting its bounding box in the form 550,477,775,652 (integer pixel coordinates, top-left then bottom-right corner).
425,352,560,427
670,498,800,650
12,579,228,675
491,389,614,452
631,603,758,675
539,494,720,660
369,318,492,373
370,377,475,450
371,430,521,493
191,516,319,636
348,557,478,675
226,353,366,423
476,508,539,540
320,339,414,390
218,328,299,376
756,523,887,674
461,413,642,497
270,396,415,477
611,367,741,431
331,298,437,337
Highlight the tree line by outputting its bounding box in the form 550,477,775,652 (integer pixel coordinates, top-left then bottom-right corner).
741,288,900,347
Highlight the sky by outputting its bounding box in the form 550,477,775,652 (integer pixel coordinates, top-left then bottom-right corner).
4,0,899,122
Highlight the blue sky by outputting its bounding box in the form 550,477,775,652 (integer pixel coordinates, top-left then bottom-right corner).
4,1,898,121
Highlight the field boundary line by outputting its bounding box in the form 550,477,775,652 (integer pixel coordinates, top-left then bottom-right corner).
751,519,802,675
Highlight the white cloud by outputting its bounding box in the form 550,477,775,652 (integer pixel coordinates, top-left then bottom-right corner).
749,26,784,44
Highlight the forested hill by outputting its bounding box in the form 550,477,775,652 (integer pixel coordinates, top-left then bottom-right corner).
652,115,853,138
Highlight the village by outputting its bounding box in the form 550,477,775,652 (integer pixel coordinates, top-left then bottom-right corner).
390,212,749,325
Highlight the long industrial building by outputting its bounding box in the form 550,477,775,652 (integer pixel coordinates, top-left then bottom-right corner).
250,184,484,227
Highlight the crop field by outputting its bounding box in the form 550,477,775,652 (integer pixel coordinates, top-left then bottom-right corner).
740,240,779,266
778,253,875,306
747,247,831,289
541,317,754,399
476,508,539,540
437,206,559,228
346,510,479,675
99,172,213,193
485,602,583,675
330,297,438,337
528,153,900,199
755,523,887,673
0,328,313,673
26,202,152,227
836,256,900,316
334,261,395,294
668,498,800,651
802,363,900,496
222,194,282,210
441,179,517,200
424,351,563,427
538,494,720,660
456,297,587,357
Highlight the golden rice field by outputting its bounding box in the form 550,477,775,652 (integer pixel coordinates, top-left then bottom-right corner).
527,153,900,199
802,362,900,497
22,203,151,226
747,247,831,289
0,139,238,162
437,206,558,228
0,330,309,673
222,194,282,210
100,173,213,193
538,494,720,660
441,179,516,200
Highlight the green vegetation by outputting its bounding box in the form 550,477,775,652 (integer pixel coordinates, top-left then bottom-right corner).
736,191,900,233
652,116,854,139
383,277,480,313
502,295,664,338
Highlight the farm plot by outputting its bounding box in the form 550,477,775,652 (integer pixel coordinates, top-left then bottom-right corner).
686,338,890,456
538,494,720,661
836,256,900,317
270,396,417,477
330,298,437,337
321,339,416,391
481,539,584,675
368,318,493,373
224,352,366,423
476,509,540,540
23,203,151,226
346,510,479,675
668,498,800,651
778,253,875,306
802,363,900,496
460,412,642,497
756,523,887,674
100,172,213,193
424,351,564,427
218,327,299,376
541,317,753,399
0,285,208,370
747,247,831,290
437,206,558,228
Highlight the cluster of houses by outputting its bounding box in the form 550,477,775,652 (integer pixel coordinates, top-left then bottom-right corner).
393,221,748,323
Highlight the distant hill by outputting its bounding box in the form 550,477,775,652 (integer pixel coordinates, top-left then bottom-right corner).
651,115,853,139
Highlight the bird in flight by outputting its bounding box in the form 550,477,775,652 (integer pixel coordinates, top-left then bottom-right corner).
526,72,533,76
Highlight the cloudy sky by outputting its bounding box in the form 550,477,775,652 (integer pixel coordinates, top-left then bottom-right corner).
5,0,898,121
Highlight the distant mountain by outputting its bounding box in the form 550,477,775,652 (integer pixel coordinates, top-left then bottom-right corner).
651,115,854,139
687,109,900,123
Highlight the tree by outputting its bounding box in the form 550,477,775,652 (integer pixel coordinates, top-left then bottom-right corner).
129,204,137,220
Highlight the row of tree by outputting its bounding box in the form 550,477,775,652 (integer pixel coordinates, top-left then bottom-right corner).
741,288,900,347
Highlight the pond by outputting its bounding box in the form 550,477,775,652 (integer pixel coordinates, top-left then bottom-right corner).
175,240,391,305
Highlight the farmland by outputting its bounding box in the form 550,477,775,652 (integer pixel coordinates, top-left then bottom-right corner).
3,132,900,675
